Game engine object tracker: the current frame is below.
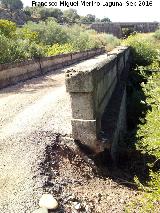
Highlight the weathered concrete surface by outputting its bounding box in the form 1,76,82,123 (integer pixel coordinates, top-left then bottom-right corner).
91,22,159,38
65,46,131,153
0,48,105,90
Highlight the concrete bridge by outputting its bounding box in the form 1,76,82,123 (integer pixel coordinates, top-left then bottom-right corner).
0,47,131,212
91,22,159,37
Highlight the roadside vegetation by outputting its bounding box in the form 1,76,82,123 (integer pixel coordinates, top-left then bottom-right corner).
0,19,119,64
121,32,160,212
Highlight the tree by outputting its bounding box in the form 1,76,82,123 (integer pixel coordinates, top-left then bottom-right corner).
80,14,96,24
63,9,80,23
49,8,63,23
39,8,50,20
40,8,63,22
100,17,111,23
1,0,23,10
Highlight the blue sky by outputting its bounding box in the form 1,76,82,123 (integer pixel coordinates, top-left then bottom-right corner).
22,0,160,22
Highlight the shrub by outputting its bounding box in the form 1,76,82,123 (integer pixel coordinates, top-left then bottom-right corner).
23,19,69,45
136,72,160,159
0,19,16,37
132,71,160,212
0,34,27,63
47,43,74,56
96,33,120,51
66,25,103,51
122,33,157,66
154,29,160,40
26,42,46,59
0,34,46,64
16,28,39,43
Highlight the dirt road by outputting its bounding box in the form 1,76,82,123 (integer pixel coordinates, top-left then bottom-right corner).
0,68,72,213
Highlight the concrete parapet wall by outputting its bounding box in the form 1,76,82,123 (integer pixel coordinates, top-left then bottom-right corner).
65,46,131,154
0,48,105,89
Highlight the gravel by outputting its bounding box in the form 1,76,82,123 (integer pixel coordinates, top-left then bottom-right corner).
0,68,72,213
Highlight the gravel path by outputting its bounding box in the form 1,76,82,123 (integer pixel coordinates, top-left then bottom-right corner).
0,68,72,213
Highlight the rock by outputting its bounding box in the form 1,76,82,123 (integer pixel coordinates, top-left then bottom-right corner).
74,202,81,210
32,208,48,213
39,194,58,210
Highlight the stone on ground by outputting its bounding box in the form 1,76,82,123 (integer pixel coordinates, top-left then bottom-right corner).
39,194,58,210
32,207,48,213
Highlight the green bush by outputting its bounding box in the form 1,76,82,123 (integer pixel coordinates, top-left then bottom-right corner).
0,19,16,37
47,43,74,56
124,33,160,212
23,19,69,45
122,34,157,66
0,34,27,63
0,34,46,64
136,73,160,160
154,29,160,40
132,71,160,212
65,25,114,51
16,27,39,43
65,25,96,51
96,33,120,51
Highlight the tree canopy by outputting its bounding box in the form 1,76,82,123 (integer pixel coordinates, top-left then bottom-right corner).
23,7,112,24
63,9,80,23
101,17,111,23
1,0,23,10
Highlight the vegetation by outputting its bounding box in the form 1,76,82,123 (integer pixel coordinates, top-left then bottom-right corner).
0,1,111,25
0,0,23,10
0,19,16,37
23,7,111,24
154,29,160,40
122,33,160,212
122,33,157,66
0,19,119,64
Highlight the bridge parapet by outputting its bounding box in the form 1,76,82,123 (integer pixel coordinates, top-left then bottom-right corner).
65,46,131,155
0,48,105,89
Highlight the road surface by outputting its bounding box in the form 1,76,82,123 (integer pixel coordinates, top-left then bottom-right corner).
0,68,72,212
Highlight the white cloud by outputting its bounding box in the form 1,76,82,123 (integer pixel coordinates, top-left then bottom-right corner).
22,0,160,22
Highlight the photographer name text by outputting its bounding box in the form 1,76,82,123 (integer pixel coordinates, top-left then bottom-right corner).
32,1,153,7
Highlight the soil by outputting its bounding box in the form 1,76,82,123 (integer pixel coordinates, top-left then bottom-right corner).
40,134,139,213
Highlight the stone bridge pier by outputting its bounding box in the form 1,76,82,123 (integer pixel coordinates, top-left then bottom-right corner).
65,46,131,158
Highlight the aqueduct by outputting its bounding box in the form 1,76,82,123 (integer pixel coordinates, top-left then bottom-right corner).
91,22,159,38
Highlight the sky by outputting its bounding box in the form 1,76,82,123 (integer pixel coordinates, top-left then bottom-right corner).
22,0,160,22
